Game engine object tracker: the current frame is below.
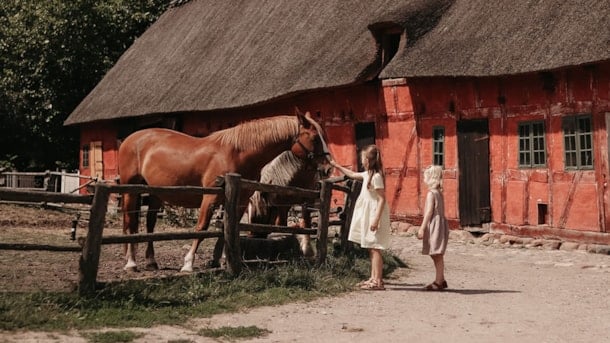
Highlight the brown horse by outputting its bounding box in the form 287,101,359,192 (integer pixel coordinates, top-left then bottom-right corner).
118,110,329,272
246,150,331,257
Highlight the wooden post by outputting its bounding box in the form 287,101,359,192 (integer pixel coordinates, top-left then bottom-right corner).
78,184,109,295
223,173,242,275
316,179,332,266
341,180,362,252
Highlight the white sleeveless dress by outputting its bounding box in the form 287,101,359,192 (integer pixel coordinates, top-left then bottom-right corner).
348,172,391,250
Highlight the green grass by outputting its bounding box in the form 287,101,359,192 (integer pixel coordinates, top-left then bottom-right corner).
198,325,271,340
83,330,143,343
0,246,405,332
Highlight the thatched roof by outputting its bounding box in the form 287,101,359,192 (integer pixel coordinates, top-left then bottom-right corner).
382,0,610,78
65,0,610,125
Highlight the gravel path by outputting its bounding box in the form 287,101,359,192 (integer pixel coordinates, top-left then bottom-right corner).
5,232,610,342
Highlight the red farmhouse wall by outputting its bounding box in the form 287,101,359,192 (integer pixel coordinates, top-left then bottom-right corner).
382,62,610,244
78,62,610,244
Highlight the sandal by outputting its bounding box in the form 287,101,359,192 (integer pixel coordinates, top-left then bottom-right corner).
423,280,448,291
360,279,385,291
356,278,374,287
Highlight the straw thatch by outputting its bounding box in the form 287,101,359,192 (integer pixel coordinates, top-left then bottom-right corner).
65,0,609,125
382,0,610,78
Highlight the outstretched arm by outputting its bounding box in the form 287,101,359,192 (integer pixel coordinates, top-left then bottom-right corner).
329,159,363,181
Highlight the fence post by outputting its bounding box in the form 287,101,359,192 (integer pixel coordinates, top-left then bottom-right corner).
340,180,362,252
223,173,242,275
79,183,109,295
316,179,332,266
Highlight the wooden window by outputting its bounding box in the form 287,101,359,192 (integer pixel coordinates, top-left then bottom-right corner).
563,115,593,170
433,126,445,167
82,144,90,168
518,121,546,168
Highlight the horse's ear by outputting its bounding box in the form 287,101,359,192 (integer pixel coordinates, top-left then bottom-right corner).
295,107,311,128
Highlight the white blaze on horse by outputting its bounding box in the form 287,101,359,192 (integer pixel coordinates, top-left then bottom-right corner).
246,150,331,258
117,110,330,272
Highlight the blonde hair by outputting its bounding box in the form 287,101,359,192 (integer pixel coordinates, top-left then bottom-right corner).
423,165,443,190
361,145,384,189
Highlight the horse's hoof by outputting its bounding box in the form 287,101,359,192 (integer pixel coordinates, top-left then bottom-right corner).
207,260,221,268
145,262,159,271
180,266,193,273
123,266,138,272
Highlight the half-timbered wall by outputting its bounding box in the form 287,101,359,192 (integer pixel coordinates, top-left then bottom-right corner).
382,62,610,243
77,62,610,243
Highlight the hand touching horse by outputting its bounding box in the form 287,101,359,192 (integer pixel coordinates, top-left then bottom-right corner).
118,110,329,272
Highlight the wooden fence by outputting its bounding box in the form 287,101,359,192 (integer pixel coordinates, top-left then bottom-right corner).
1,170,89,193
0,173,359,296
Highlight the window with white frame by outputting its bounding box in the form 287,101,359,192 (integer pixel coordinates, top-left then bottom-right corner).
433,126,445,167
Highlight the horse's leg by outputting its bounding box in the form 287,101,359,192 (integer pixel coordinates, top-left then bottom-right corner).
296,205,314,258
180,196,216,273
123,193,140,271
144,195,162,270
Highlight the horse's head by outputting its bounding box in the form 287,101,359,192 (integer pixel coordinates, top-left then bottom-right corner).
291,109,332,177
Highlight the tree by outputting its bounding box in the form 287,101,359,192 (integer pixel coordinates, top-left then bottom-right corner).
0,0,168,171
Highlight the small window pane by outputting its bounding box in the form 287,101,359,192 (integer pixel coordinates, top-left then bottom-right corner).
518,121,546,168
433,126,445,167
563,115,593,169
82,145,90,168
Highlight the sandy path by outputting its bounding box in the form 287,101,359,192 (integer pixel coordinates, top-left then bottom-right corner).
4,233,610,342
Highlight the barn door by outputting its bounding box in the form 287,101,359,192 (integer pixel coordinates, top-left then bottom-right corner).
90,141,103,180
457,119,491,226
355,122,376,171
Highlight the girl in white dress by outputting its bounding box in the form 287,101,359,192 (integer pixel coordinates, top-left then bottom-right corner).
330,145,390,290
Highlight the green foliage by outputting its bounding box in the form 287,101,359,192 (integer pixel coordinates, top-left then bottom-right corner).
0,0,168,170
0,248,407,332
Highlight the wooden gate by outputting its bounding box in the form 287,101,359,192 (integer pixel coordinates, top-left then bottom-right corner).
457,119,491,226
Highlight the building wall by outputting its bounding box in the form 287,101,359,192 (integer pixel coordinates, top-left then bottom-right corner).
383,62,610,243
77,62,610,243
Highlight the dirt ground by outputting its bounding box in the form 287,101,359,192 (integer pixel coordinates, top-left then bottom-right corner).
1,204,610,342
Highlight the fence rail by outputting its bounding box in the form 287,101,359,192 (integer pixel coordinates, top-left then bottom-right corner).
0,173,359,296
1,170,88,193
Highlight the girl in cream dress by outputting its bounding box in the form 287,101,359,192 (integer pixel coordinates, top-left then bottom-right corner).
330,145,390,290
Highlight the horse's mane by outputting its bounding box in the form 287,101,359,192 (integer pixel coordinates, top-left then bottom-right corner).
209,115,298,151
260,151,305,185
249,150,320,220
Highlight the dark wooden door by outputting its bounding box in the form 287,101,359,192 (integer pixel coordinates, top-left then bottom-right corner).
355,122,376,171
457,119,491,226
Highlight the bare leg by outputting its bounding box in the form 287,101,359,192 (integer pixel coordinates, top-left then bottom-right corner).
370,249,384,283
431,254,445,284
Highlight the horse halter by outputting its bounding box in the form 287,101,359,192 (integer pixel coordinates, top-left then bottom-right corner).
292,131,329,161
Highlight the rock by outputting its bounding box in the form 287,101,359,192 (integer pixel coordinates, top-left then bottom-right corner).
542,240,561,250
449,230,475,242
559,242,580,251
397,222,412,233
587,244,610,255
500,235,519,244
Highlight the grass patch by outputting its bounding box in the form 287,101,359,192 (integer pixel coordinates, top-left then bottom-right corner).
198,325,271,340
0,245,405,332
83,330,143,343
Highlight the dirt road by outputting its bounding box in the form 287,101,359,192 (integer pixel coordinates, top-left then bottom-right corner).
4,232,610,342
